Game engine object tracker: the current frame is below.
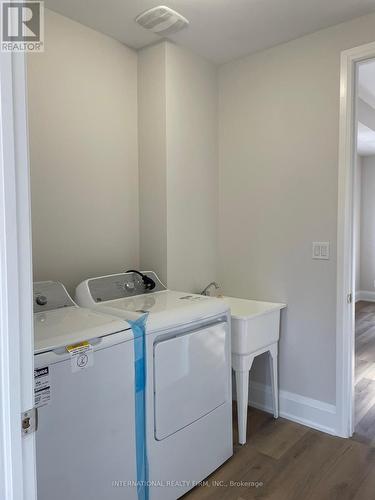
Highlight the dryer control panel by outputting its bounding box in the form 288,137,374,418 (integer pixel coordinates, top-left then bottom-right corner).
87,271,166,303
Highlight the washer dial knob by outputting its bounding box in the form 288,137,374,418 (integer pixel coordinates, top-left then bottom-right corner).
36,295,48,306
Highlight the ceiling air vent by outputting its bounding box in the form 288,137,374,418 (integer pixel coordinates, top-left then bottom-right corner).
135,6,189,36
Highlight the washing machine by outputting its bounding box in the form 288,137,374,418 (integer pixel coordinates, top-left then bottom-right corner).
33,281,143,500
75,271,233,500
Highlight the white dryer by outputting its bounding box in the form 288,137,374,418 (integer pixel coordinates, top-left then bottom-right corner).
33,281,142,500
75,271,233,500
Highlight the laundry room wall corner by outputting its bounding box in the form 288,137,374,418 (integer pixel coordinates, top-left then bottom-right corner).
27,9,139,294
138,42,218,293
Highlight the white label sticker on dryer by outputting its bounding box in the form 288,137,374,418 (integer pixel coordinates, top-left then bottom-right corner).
34,366,51,408
67,341,94,373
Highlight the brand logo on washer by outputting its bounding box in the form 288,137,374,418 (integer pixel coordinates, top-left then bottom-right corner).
34,366,49,378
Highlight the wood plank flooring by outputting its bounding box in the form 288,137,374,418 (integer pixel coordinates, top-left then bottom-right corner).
354,301,375,445
182,302,375,499
183,407,375,500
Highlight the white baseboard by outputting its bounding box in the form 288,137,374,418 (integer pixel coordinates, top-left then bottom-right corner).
356,290,375,302
247,381,337,436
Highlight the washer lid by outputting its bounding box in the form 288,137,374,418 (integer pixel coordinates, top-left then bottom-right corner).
89,290,229,332
34,306,131,354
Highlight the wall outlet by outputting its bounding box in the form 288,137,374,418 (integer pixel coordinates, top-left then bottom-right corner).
312,242,330,260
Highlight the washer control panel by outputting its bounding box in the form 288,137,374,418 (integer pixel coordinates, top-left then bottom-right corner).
33,281,76,313
88,271,166,303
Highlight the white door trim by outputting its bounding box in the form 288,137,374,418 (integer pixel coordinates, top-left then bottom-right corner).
0,50,36,500
337,41,375,438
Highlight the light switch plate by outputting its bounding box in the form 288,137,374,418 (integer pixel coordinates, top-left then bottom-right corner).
312,242,330,260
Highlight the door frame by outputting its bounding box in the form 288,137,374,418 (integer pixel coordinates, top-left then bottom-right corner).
0,50,37,499
337,41,375,438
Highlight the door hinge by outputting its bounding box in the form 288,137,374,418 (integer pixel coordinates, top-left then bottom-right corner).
347,292,353,304
21,407,38,435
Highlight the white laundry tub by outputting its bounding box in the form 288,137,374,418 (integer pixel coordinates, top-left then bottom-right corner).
221,297,285,355
219,296,286,445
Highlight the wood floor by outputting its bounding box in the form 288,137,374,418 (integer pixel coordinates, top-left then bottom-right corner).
182,304,375,499
183,407,375,500
354,301,375,445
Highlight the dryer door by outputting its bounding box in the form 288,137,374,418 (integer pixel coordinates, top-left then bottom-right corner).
154,320,229,440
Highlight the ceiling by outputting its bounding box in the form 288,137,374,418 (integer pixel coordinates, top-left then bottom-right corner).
44,0,375,64
358,122,375,156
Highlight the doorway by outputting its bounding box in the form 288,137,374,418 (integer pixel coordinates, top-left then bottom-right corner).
353,60,375,441
337,41,375,439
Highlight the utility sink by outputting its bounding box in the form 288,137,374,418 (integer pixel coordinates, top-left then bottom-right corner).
219,296,286,354
217,295,286,445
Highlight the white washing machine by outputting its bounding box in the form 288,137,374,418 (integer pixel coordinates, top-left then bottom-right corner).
75,271,233,500
33,281,144,500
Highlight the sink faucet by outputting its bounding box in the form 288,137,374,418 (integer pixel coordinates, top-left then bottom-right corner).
201,281,220,296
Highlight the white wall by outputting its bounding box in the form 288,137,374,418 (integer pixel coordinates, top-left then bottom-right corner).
138,42,218,293
165,43,218,292
27,7,375,421
29,16,217,297
27,10,139,294
138,43,168,283
218,13,375,406
360,156,375,293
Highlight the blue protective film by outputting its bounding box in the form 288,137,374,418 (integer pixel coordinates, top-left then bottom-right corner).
128,313,149,500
